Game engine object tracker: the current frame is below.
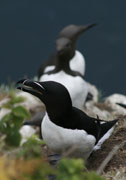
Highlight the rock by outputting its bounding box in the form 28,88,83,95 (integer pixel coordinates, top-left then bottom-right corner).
16,91,44,112
0,97,10,107
0,90,45,121
19,125,36,145
0,98,11,120
86,82,99,103
0,108,11,120
105,94,126,116
84,101,111,120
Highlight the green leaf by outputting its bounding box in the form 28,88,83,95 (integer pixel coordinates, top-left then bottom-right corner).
0,113,12,132
10,95,26,104
12,106,31,119
17,135,45,159
0,113,11,123
84,172,105,180
12,115,24,129
6,130,21,147
56,158,85,180
2,103,12,109
2,96,26,109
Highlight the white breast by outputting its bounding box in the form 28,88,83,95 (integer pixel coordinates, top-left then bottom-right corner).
43,50,85,76
42,113,96,159
40,71,88,110
44,65,55,73
70,50,85,76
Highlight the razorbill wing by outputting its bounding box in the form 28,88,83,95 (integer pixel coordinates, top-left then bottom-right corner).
17,79,118,159
38,23,96,78
39,37,88,110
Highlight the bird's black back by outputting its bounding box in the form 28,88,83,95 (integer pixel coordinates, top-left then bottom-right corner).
51,107,117,144
51,107,99,140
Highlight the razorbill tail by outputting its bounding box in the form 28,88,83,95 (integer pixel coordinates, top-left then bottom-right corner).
38,23,96,78
39,37,88,110
17,79,118,159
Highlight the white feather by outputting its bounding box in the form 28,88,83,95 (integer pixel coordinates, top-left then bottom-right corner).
40,70,88,109
44,65,55,73
42,113,96,159
70,50,85,76
43,50,85,76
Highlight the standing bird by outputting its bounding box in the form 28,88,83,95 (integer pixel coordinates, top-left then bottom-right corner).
23,24,96,127
17,79,118,160
40,36,88,109
38,23,96,78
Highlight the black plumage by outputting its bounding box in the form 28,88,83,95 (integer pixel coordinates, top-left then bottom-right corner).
17,79,118,146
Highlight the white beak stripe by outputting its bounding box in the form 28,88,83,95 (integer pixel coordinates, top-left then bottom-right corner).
22,79,28,90
34,82,45,90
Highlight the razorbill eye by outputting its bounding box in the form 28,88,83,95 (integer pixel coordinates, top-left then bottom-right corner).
17,79,118,160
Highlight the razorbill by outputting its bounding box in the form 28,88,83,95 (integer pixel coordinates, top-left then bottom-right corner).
38,23,96,78
17,79,118,159
39,37,88,109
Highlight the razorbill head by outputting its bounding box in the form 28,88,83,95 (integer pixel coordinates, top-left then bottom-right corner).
17,79,118,159
39,39,88,109
55,37,75,66
38,23,96,78
56,23,97,74
58,23,96,42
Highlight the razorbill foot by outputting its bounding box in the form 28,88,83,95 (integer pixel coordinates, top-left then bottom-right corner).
38,23,96,78
17,79,118,160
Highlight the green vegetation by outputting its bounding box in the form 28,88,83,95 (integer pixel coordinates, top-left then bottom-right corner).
0,87,106,180
0,93,30,146
17,135,45,159
56,158,105,180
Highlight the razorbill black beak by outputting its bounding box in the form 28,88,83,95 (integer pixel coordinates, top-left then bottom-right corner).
16,79,44,99
17,79,72,119
58,23,97,40
76,23,97,35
